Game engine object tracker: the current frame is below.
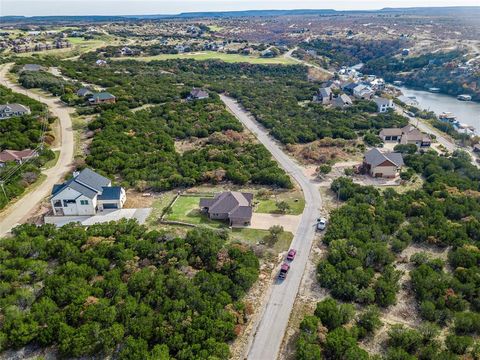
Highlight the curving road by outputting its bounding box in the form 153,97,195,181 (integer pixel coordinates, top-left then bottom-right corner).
284,47,334,76
220,95,322,360
0,63,74,236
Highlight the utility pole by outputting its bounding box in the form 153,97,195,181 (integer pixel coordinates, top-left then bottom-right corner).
0,181,7,200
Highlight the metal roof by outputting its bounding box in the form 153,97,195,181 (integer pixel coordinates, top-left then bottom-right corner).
97,186,123,201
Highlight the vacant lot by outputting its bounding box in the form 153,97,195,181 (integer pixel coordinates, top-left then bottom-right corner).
255,191,305,215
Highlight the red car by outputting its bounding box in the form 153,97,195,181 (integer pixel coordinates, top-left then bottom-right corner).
279,263,290,279
286,249,297,261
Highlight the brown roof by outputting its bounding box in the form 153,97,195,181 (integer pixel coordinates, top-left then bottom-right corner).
0,149,37,163
379,128,403,137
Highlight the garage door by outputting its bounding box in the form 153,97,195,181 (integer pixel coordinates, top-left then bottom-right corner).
103,203,118,209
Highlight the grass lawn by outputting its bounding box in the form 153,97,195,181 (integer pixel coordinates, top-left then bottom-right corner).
255,191,305,215
231,228,294,253
146,192,177,227
165,195,224,228
113,51,297,65
208,25,224,32
147,193,295,253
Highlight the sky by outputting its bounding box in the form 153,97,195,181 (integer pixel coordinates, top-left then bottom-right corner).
1,0,480,17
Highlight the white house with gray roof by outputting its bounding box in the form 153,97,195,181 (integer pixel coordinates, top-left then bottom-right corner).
50,168,126,216
0,104,31,119
374,97,395,113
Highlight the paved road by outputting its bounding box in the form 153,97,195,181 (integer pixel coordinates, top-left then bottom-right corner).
400,109,479,167
0,63,74,236
220,95,322,360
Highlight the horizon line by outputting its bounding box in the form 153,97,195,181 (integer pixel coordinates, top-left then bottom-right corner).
2,5,480,18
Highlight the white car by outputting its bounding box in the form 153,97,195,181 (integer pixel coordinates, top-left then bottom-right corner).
316,217,327,231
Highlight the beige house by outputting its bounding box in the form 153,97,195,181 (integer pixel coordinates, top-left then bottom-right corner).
200,191,253,226
379,125,431,147
363,148,404,178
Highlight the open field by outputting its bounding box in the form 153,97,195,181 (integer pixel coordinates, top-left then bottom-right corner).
113,51,298,65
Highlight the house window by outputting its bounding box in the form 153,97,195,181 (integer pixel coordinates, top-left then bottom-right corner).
63,199,76,207
80,200,89,205
53,200,62,207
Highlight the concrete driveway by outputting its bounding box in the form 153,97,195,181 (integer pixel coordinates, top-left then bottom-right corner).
44,208,152,227
250,213,302,233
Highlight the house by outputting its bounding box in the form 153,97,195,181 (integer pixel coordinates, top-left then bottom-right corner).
342,82,359,95
321,80,340,90
77,87,93,97
188,88,209,100
397,95,418,107
50,168,126,216
199,191,253,226
353,84,374,99
370,78,385,91
314,87,333,104
380,124,431,147
332,94,353,109
374,97,395,113
363,148,404,178
88,92,116,105
0,103,31,119
95,59,107,66
21,64,44,72
0,149,38,167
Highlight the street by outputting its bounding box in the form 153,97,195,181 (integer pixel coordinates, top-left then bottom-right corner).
0,63,74,236
220,95,323,360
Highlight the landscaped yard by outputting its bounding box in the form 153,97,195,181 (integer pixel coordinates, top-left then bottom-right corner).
165,195,224,227
113,51,297,65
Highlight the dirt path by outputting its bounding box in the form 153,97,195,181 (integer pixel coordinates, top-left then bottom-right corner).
0,63,74,236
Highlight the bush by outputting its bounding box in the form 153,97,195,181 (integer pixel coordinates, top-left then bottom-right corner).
445,334,473,354
314,298,354,331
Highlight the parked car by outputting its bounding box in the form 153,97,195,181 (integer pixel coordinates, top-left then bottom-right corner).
317,217,327,231
278,263,290,279
286,248,297,261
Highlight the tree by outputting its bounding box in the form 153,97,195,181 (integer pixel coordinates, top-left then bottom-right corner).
263,225,284,246
445,334,473,355
314,298,354,331
357,306,382,338
277,201,291,214
318,164,332,176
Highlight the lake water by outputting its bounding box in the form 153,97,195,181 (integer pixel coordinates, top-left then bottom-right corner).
399,86,480,134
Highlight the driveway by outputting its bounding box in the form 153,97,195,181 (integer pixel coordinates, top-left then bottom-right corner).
0,63,74,236
44,208,152,227
250,213,302,233
220,95,323,360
